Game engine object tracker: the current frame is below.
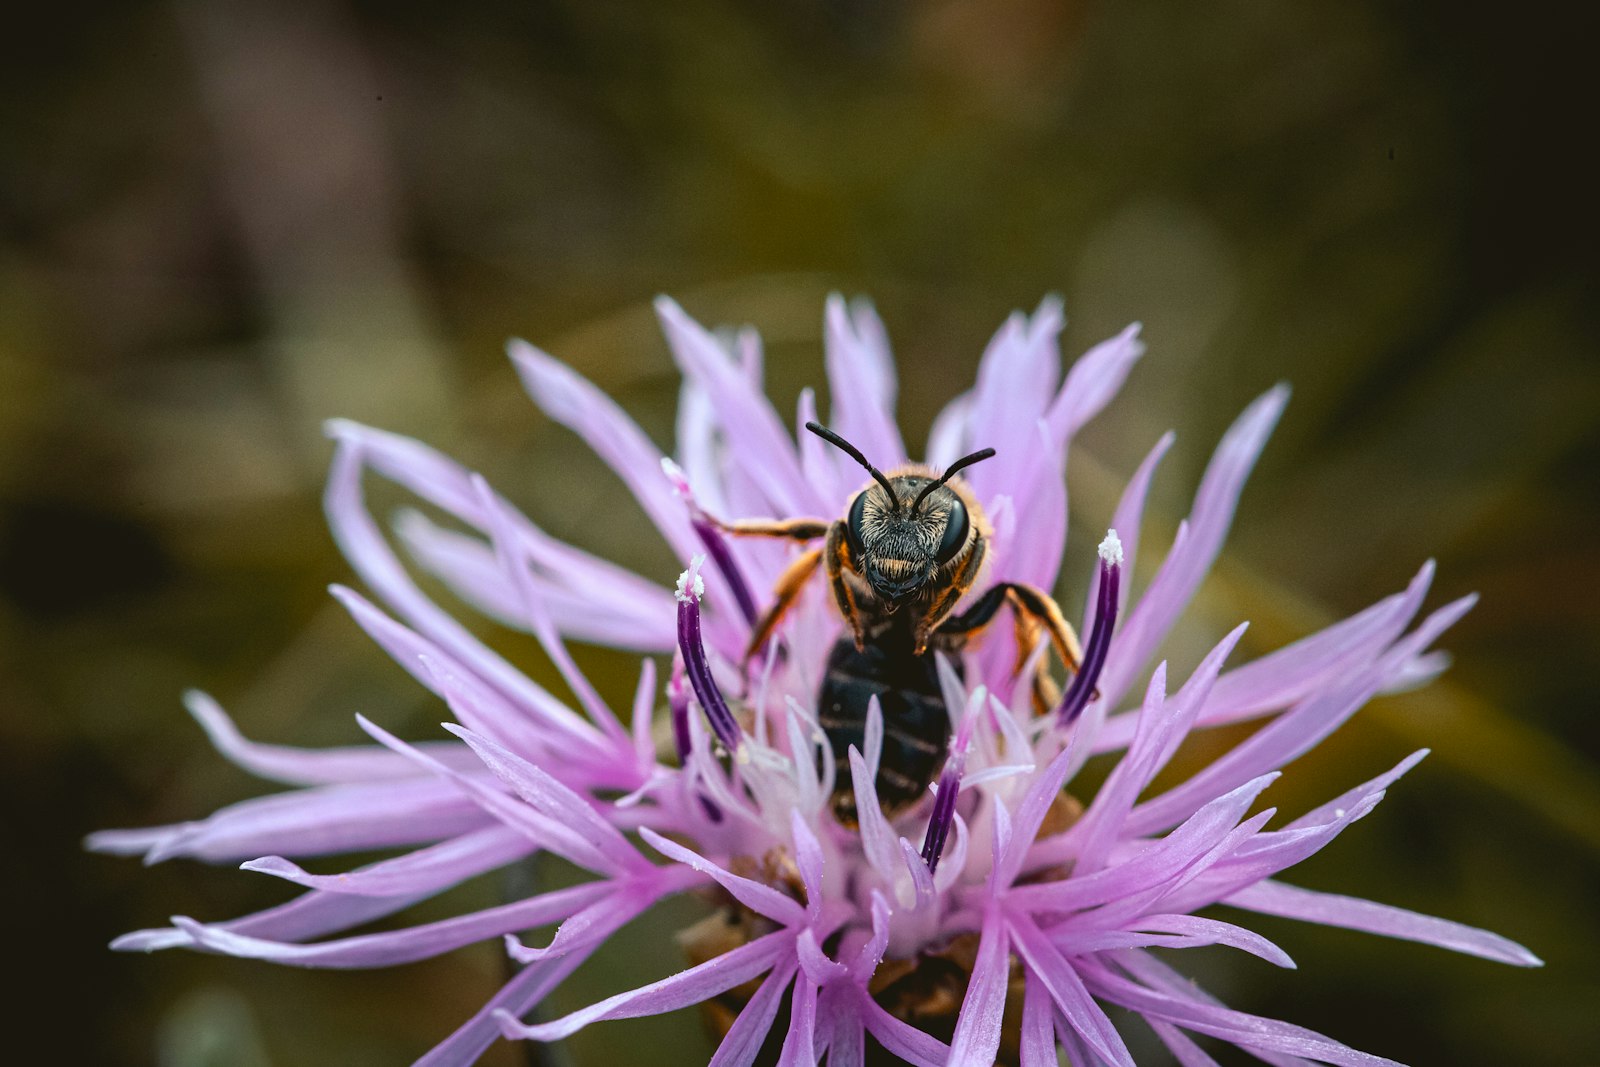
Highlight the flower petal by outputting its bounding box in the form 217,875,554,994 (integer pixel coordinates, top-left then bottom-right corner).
1100,386,1288,708
656,297,819,516
786,710,824,827
1108,951,1314,1067
947,905,1011,1067
1165,797,1395,917
1001,419,1070,592
966,301,1063,506
166,881,607,968
100,777,486,866
240,824,531,896
848,891,892,983
1287,750,1430,832
1199,562,1434,727
709,960,799,1067
1084,430,1173,634
509,340,700,561
180,690,475,786
776,972,819,1066
824,294,905,468
1086,960,1401,1067
111,885,434,954
497,929,794,1042
1008,910,1136,1067
899,837,936,911
397,510,676,652
1049,913,1295,969
789,808,826,921
471,474,630,746
1148,1020,1225,1067
818,987,865,1067
925,389,974,468
1053,1012,1101,1067
1018,970,1058,1067
1016,773,1280,914
1074,625,1247,874
1095,561,1434,753
678,378,731,515
505,877,687,963
849,745,899,883
356,715,625,876
860,998,953,1067
442,723,645,876
934,811,970,895
630,657,658,766
1225,880,1541,967
324,433,612,755
331,585,589,764
1046,322,1145,442
996,740,1083,888
639,828,808,929
417,909,635,1067
1085,808,1276,931
797,386,854,502
1127,595,1472,837
796,927,849,986
328,418,677,651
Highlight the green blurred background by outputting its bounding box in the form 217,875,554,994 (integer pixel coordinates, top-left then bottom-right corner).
3,1,1596,1064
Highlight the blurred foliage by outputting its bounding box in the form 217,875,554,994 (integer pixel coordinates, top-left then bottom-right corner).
2,0,1596,1064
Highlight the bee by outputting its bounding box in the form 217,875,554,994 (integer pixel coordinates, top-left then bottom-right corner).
717,422,1084,824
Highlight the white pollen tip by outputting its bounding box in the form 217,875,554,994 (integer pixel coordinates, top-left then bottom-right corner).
674,555,707,603
1098,529,1124,566
660,457,692,498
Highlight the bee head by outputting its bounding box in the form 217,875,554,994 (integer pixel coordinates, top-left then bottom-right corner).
806,422,994,607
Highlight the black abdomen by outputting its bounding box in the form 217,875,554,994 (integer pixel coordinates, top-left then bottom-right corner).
818,626,956,825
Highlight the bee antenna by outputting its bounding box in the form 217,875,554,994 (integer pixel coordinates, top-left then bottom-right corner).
911,447,996,513
805,421,901,511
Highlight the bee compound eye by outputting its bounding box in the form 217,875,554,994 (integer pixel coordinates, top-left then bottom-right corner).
935,498,970,564
845,491,868,554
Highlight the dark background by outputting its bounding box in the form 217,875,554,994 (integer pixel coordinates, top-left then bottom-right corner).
3,1,1597,1064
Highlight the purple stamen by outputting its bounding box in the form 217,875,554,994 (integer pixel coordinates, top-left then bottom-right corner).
919,754,965,874
1055,530,1123,728
920,709,976,873
668,659,692,764
670,650,723,823
675,557,744,754
663,460,760,625
691,517,760,626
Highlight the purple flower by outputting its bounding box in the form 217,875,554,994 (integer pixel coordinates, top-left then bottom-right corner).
91,295,1539,1065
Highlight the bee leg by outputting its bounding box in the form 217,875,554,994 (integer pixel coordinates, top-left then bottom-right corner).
1011,608,1063,715
940,580,1084,708
824,520,868,651
1032,671,1063,715
912,537,986,655
715,517,832,541
1005,583,1085,675
933,566,1009,642
1010,597,1043,675
743,546,823,661
719,517,831,660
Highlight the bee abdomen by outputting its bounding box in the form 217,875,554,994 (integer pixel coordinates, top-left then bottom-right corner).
819,633,956,824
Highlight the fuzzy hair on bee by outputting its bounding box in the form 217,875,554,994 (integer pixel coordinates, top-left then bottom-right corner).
843,461,988,614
